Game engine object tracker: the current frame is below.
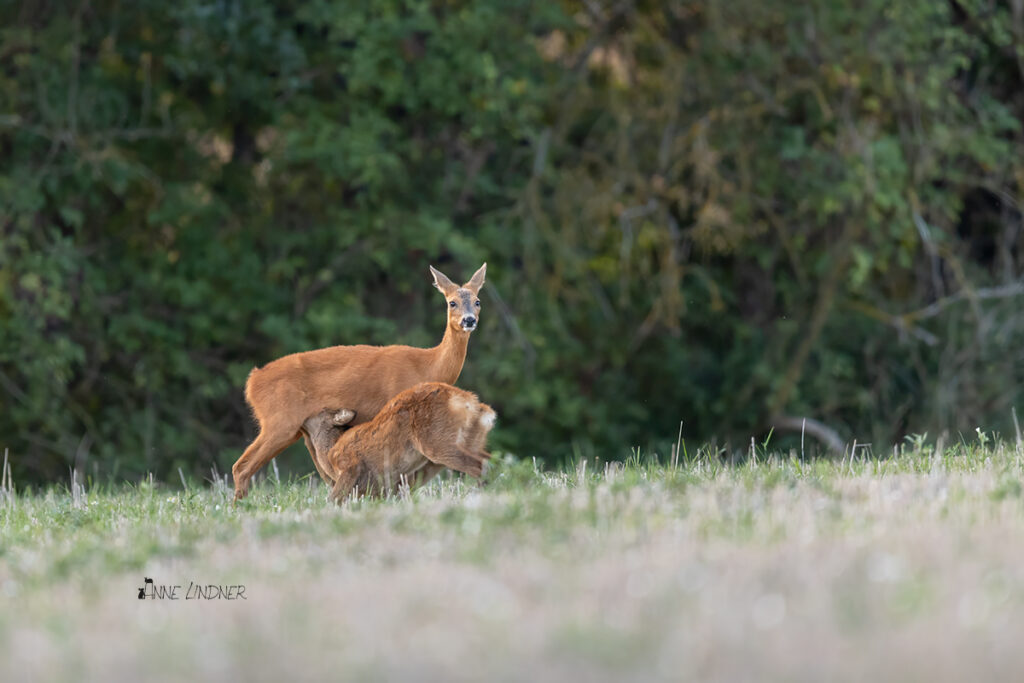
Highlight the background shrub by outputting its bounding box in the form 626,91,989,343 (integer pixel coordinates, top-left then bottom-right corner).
1,0,1021,482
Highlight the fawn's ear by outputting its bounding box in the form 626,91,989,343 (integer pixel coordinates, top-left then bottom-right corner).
464,263,486,294
430,265,458,295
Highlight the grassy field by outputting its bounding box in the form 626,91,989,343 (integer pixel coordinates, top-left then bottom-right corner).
3,436,1024,682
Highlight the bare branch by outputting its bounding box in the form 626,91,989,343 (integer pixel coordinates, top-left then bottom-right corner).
771,416,845,455
905,281,1024,323
845,300,939,346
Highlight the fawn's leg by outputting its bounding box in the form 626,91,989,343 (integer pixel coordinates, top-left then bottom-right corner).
329,459,368,504
411,463,446,488
415,440,490,479
460,410,495,455
232,425,302,501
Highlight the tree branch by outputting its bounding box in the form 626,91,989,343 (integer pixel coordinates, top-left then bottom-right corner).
770,415,845,455
903,281,1024,323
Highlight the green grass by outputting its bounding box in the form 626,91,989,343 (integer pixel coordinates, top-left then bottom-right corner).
3,437,1024,682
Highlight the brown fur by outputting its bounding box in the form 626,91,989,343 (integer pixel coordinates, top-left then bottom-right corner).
232,264,486,500
302,382,496,502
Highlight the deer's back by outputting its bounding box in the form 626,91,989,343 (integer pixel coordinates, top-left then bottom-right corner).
247,343,440,425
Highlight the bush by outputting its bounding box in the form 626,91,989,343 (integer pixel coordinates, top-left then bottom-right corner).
1,0,1021,482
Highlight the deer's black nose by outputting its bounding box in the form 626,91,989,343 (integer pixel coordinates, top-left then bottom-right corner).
461,316,477,328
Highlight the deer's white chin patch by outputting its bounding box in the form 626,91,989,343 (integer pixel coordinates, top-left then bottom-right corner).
479,411,496,428
461,322,477,332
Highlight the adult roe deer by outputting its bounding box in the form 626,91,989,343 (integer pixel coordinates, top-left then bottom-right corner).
302,382,496,502
232,263,486,500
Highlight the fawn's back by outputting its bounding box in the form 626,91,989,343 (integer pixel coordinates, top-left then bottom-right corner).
312,382,496,497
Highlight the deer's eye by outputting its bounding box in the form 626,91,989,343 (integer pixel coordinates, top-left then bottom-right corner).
449,301,456,308
475,300,481,307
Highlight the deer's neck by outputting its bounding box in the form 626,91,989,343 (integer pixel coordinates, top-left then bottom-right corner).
431,324,470,384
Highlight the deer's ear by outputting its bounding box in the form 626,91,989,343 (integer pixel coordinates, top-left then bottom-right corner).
464,262,486,293
429,265,457,295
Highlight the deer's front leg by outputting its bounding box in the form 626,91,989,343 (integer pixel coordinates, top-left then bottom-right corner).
302,429,334,485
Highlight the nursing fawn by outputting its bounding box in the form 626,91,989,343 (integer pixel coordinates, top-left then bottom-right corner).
302,382,496,502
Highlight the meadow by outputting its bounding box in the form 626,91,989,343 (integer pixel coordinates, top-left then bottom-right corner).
3,436,1024,682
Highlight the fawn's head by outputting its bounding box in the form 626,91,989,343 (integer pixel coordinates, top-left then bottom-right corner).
430,263,486,333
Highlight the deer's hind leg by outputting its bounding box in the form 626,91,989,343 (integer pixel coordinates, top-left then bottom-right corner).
232,424,303,501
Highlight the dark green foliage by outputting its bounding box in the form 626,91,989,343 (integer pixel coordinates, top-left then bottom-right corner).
0,0,1021,483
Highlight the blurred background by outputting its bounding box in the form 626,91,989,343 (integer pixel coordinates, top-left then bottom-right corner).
1,0,1022,484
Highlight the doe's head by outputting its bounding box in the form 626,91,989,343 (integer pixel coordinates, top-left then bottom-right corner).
430,263,486,333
